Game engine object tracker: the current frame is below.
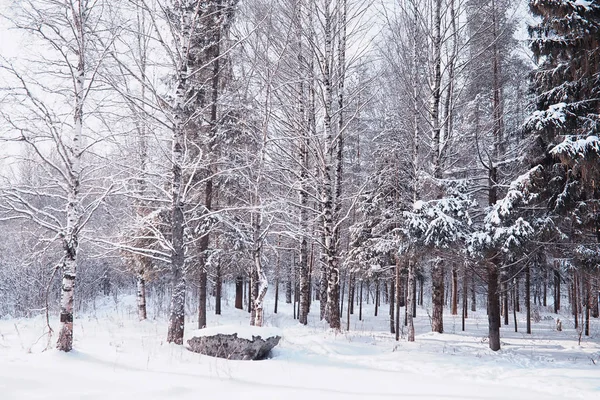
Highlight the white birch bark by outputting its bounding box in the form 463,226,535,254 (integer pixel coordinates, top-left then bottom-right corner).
57,0,86,353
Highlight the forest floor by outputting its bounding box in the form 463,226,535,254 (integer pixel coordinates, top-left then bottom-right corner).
0,291,599,399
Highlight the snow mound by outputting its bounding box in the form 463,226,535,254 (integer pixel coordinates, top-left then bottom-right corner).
185,325,283,341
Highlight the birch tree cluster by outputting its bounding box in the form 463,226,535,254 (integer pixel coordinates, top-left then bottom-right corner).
0,0,598,352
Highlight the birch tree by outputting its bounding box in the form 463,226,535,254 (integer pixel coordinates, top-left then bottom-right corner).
0,0,114,352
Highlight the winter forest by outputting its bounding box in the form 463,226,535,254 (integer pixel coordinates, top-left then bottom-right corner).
0,0,599,398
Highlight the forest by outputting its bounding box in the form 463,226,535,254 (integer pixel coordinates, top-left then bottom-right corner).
0,0,599,375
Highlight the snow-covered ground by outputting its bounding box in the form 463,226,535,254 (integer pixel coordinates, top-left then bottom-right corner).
1,291,598,399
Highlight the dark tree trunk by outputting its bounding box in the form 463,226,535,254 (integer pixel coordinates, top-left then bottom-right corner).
488,261,501,351
451,265,458,315
286,258,293,304
375,278,380,317
515,277,520,312
395,262,401,341
247,273,252,313
543,269,547,307
351,275,356,313
431,262,444,333
215,262,222,316
554,268,561,313
274,278,279,314
390,280,395,335
198,270,207,328
359,280,363,321
419,275,424,306
503,279,509,325
462,263,468,322
340,273,346,319
235,276,244,310
526,264,531,334
592,276,599,318
585,276,591,336
320,259,328,320
513,284,518,333
573,273,579,330
407,259,416,341
299,237,310,324
471,275,476,312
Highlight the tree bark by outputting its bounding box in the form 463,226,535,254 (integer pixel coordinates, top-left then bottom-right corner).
488,261,501,351
407,259,416,341
526,264,531,334
235,276,243,310
390,280,395,335
215,262,222,316
57,0,86,352
136,271,147,321
374,278,380,317
471,275,476,312
198,270,207,328
554,267,561,313
503,279,509,325
451,265,458,315
431,261,444,333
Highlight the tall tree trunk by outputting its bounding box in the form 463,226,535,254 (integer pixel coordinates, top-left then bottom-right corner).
543,269,547,307
198,270,207,328
592,276,599,318
349,275,355,314
431,261,444,333
215,261,222,316
471,275,477,312
395,259,401,341
375,278,380,317
407,259,416,342
57,1,85,352
503,279,509,325
451,265,458,315
526,264,531,334
515,277,520,313
513,284,518,333
390,279,395,335
166,8,190,341
573,272,580,330
274,237,281,315
585,276,591,336
554,266,561,313
286,259,293,304
359,280,363,321
488,261,501,351
419,276,424,306
295,0,311,327
462,263,468,331
235,276,244,310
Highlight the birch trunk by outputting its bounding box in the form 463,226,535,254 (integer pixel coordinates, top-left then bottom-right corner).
136,269,147,321
57,0,85,352
167,0,193,345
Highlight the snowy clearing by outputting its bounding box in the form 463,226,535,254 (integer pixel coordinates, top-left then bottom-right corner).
1,294,598,400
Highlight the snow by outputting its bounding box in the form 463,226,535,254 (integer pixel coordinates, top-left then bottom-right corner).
551,135,600,159
525,102,567,132
0,293,599,399
185,324,282,341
